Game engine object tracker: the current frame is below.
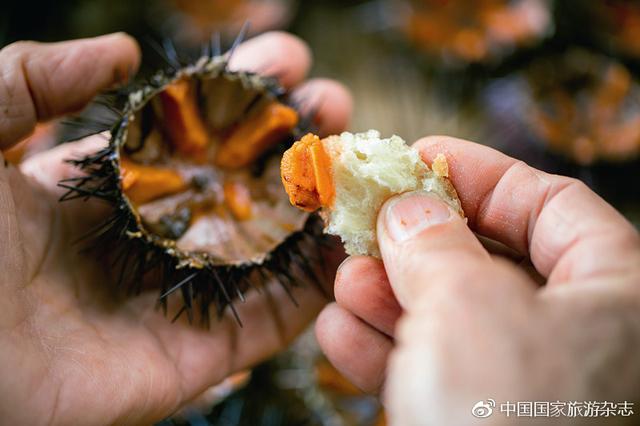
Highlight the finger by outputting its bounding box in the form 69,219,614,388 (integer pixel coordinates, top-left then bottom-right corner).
315,303,392,394
19,134,112,228
290,78,353,137
377,190,534,309
20,133,108,195
0,33,140,149
414,136,640,282
335,256,401,337
228,31,311,90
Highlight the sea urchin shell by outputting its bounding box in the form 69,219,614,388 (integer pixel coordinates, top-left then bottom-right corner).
59,36,328,326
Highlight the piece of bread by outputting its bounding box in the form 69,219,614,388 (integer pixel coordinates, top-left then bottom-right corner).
281,130,463,257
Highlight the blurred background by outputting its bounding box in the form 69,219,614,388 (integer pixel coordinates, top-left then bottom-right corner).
3,0,640,425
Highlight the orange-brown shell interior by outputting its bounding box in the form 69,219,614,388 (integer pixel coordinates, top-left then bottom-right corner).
117,74,305,265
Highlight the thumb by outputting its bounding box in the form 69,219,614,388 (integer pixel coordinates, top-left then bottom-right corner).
376,190,497,309
0,33,140,149
377,191,539,425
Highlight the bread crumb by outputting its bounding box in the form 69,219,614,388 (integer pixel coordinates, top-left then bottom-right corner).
432,153,449,178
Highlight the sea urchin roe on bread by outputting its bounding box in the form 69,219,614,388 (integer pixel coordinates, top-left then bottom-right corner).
281,130,463,257
215,102,299,169
280,133,335,212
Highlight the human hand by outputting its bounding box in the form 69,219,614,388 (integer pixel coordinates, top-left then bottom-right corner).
0,32,351,425
316,136,640,425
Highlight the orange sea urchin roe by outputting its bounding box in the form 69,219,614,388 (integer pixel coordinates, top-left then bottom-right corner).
223,181,253,221
280,133,334,212
215,102,299,169
160,79,210,157
120,158,188,205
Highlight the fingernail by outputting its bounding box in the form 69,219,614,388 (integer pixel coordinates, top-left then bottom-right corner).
384,191,452,242
335,256,351,276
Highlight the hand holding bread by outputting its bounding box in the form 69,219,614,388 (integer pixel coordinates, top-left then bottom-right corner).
314,135,640,425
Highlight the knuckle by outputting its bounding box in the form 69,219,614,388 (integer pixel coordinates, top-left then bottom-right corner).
547,175,589,200
501,159,545,190
561,176,589,194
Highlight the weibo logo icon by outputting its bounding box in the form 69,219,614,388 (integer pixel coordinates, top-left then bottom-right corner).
471,399,496,418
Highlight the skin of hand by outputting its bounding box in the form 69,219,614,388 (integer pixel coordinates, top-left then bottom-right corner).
316,136,640,425
0,32,351,425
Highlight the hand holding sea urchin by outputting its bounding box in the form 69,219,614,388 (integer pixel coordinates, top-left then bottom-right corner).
60,35,328,325
281,130,464,257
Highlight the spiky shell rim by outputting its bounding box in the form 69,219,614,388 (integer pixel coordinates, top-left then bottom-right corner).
108,55,309,269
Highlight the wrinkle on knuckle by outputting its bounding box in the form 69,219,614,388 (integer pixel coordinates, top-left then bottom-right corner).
476,160,531,229
534,178,635,277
